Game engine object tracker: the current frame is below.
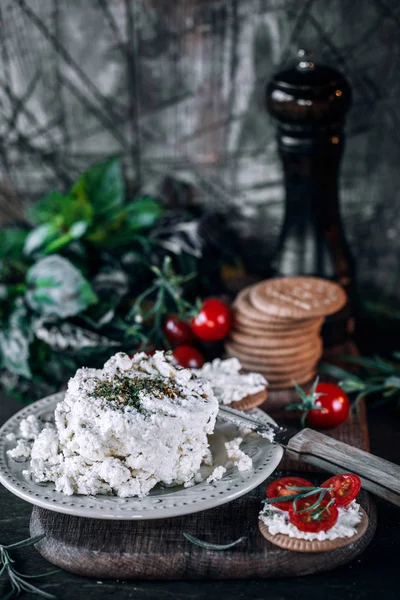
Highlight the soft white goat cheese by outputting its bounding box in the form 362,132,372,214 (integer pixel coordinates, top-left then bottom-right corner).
259,501,362,541
194,357,267,404
15,351,218,498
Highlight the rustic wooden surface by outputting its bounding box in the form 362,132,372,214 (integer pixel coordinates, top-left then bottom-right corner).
1,390,399,599
29,483,376,580
28,396,377,580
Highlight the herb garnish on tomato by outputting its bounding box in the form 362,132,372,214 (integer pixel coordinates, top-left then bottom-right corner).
289,498,338,533
266,477,313,511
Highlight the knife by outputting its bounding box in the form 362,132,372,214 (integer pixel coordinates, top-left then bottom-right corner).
219,404,400,506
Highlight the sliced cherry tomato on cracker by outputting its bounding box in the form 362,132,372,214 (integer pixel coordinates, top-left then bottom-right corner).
320,473,361,507
266,477,313,511
289,498,339,533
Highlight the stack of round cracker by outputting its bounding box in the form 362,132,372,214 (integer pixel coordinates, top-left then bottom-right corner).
226,277,347,389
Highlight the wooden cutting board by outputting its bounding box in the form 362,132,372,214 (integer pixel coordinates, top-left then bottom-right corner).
30,399,376,580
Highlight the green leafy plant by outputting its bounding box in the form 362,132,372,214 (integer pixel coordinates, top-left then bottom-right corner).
0,534,60,599
320,354,400,408
0,157,236,401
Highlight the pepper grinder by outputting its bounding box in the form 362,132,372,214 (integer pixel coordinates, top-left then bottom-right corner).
266,51,356,346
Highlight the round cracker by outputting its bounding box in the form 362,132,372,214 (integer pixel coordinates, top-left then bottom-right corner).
258,507,369,552
225,343,323,371
227,331,322,353
233,319,324,337
233,307,324,330
226,388,268,411
233,286,277,322
250,277,347,319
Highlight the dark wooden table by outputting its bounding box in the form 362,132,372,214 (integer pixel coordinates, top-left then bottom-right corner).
1,391,399,600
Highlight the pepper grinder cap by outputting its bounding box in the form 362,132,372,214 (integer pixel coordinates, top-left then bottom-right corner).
266,50,352,127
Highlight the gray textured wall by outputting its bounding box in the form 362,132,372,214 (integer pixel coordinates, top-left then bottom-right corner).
1,0,399,300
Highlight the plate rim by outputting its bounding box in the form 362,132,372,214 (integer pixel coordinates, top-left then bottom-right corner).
0,393,283,520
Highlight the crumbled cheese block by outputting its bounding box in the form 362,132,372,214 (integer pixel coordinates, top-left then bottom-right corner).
207,465,227,483
259,501,362,541
6,433,16,442
11,351,218,498
225,437,253,472
7,439,32,461
194,358,267,404
19,415,41,439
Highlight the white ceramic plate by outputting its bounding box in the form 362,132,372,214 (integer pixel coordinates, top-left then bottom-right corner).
0,393,283,520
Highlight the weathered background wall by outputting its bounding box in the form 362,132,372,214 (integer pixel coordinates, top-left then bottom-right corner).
1,0,399,300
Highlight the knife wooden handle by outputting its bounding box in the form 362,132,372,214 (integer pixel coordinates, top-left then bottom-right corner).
285,428,400,506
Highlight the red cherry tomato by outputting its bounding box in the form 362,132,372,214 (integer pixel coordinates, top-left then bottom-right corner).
320,473,361,507
306,383,350,429
289,498,338,533
164,315,194,347
172,345,205,369
191,298,232,342
266,477,313,511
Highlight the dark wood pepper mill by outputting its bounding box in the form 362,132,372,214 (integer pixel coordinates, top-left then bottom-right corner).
266,51,356,347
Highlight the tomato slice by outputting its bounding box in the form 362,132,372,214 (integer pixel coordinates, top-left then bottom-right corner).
266,477,313,511
289,498,339,533
320,473,361,507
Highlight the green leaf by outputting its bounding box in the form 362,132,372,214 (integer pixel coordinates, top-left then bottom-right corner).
72,157,124,221
26,255,98,318
0,228,28,259
319,363,364,385
183,533,245,550
69,220,88,239
124,197,164,231
340,354,394,373
385,376,400,389
24,223,59,256
4,534,46,550
28,190,93,227
0,305,32,379
42,232,74,255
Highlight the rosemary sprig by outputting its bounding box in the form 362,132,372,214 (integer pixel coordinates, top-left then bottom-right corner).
0,534,60,599
183,533,245,551
319,352,400,409
286,377,326,428
126,256,196,348
263,485,334,514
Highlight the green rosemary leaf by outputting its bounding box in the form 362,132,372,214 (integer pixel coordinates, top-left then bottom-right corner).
17,578,57,599
183,533,245,550
263,489,319,505
4,534,45,550
340,354,395,373
295,490,327,514
13,569,61,579
318,363,361,383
